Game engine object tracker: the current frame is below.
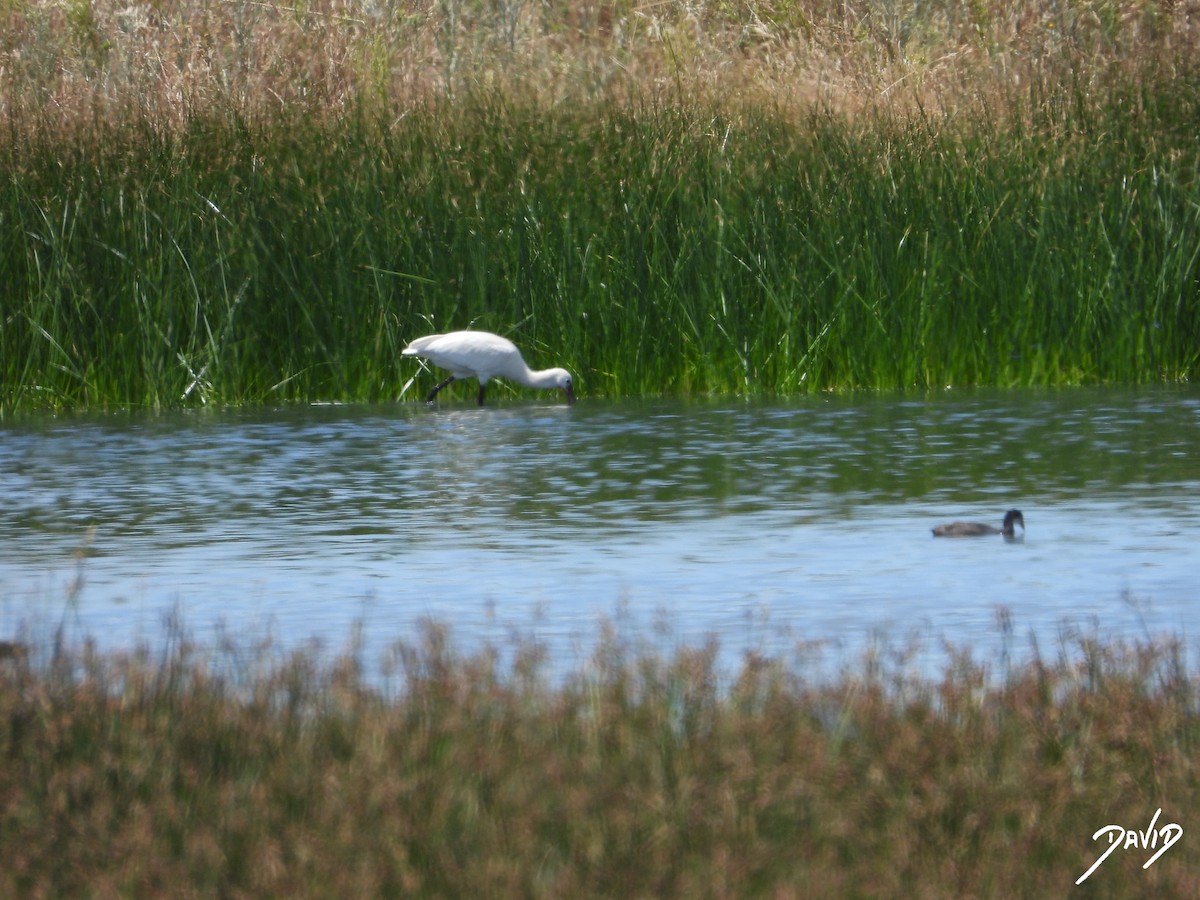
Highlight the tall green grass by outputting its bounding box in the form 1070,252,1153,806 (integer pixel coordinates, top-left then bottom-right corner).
0,6,1198,410
0,621,1196,895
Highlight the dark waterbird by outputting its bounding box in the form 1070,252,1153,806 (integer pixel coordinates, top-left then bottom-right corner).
932,509,1025,539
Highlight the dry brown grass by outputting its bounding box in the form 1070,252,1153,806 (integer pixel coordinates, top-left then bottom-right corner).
2,0,1198,140
0,622,1196,896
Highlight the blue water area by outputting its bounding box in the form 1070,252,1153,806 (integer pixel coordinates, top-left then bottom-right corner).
1,387,1197,679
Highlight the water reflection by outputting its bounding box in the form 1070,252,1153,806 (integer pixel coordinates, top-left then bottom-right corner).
0,387,1197,675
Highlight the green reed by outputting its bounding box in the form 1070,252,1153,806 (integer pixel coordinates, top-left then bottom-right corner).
0,620,1196,896
1,65,1198,411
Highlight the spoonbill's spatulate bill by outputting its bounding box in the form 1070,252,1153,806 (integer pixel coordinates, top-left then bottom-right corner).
402,330,575,406
932,509,1025,538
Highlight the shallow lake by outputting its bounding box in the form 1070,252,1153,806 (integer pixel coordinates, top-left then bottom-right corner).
1,387,1197,679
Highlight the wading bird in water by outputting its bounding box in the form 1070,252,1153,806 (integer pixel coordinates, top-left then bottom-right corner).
932,509,1025,539
402,330,575,406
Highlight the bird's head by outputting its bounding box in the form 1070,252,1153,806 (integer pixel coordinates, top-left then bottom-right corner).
551,369,576,404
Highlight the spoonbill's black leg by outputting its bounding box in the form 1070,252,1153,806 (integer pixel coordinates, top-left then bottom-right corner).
477,384,487,406
426,375,456,402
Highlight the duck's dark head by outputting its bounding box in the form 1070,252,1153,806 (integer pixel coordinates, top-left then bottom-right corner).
1002,509,1025,534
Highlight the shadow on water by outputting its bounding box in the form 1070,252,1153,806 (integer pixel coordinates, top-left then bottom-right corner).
0,386,1197,678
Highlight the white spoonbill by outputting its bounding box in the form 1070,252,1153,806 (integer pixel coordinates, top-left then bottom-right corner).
402,330,576,406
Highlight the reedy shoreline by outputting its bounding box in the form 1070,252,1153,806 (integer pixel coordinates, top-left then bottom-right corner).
0,620,1196,896
0,1,1198,411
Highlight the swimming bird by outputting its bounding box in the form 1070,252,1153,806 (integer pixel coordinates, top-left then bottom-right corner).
932,509,1025,538
402,330,575,406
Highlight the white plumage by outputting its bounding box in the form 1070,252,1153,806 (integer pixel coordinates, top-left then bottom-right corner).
402,330,575,406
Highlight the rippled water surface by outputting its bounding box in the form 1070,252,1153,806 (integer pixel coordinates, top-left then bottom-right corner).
2,388,1197,675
